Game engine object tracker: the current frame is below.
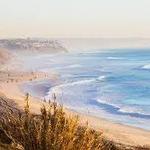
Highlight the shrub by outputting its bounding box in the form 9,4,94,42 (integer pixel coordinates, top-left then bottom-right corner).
1,94,149,150
0,94,111,150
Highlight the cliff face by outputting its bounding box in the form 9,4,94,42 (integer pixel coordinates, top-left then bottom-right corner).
0,49,11,65
0,39,68,53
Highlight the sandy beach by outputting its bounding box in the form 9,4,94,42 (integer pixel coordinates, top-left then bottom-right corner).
0,70,150,147
1,0,150,148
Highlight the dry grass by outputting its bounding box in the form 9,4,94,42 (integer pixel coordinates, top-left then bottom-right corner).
0,93,117,150
0,94,149,150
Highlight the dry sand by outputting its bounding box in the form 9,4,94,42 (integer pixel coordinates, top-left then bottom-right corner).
0,70,150,147
0,71,58,113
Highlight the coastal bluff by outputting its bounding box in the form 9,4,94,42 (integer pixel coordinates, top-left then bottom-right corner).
0,38,68,53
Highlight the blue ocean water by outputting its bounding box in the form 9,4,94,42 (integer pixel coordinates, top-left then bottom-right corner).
22,49,150,130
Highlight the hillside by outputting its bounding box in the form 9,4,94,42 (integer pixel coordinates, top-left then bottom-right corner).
0,49,11,65
0,96,149,150
0,38,67,53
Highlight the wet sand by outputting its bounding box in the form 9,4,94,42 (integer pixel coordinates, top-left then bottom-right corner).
0,70,150,146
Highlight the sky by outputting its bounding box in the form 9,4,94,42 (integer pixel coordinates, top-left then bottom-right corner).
0,0,150,38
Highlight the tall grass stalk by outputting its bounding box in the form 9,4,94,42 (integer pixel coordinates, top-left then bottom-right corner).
0,94,118,150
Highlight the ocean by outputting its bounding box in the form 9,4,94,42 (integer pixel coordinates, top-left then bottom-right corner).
21,48,150,130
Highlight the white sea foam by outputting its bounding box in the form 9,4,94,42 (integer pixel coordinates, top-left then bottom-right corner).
96,99,150,116
118,106,141,114
107,57,124,60
46,76,106,100
61,79,95,87
45,79,95,99
96,98,118,108
118,106,150,116
142,64,150,70
51,75,106,91
97,75,106,81
65,64,82,68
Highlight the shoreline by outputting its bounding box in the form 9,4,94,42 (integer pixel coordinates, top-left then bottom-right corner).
0,71,150,146
72,110,150,146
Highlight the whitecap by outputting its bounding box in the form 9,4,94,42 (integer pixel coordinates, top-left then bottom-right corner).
65,64,82,68
107,57,124,60
96,99,150,116
45,75,107,100
52,64,82,70
45,79,96,100
142,64,150,70
97,75,106,81
96,98,118,108
118,106,150,116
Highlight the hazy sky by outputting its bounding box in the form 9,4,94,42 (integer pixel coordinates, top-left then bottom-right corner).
0,0,150,38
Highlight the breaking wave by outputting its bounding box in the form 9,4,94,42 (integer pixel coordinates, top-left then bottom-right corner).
142,64,150,70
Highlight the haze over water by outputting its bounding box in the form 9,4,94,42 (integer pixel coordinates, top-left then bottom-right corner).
21,45,150,130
